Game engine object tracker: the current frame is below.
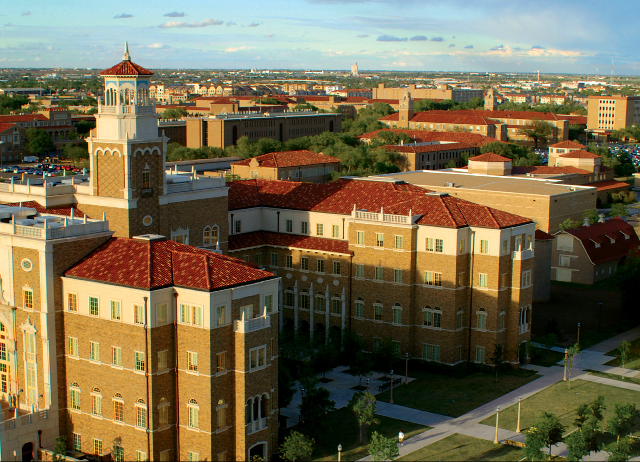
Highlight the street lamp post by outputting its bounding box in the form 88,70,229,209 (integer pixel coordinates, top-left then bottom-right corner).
299,387,305,423
563,349,568,381
337,444,342,462
494,406,500,444
404,352,409,385
389,370,394,404
516,396,522,433
366,378,370,392
577,322,581,346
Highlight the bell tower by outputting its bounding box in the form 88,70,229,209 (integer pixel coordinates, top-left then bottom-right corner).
398,91,414,128
84,42,167,237
485,88,495,111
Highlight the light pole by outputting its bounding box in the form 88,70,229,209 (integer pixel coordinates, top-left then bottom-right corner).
366,378,370,392
337,444,342,462
389,369,394,404
494,406,500,444
577,322,581,346
299,387,305,423
516,396,522,433
404,352,409,384
563,349,568,381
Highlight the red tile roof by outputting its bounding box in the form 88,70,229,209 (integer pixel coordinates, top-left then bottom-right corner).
549,140,585,149
442,109,565,122
468,152,511,162
65,237,273,290
3,200,86,218
358,129,499,147
556,115,588,125
100,60,154,77
384,142,475,153
586,180,631,192
511,166,591,175
229,231,353,255
231,150,340,168
561,218,640,265
228,178,531,229
0,123,17,133
559,150,600,159
380,112,498,125
0,114,48,123
535,229,554,240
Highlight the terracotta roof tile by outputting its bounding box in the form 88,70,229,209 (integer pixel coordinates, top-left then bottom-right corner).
549,140,586,149
231,150,341,168
358,129,499,147
559,150,600,159
586,180,631,192
380,112,498,125
0,114,48,123
561,218,640,265
468,152,511,162
0,123,17,133
100,60,154,77
229,231,353,254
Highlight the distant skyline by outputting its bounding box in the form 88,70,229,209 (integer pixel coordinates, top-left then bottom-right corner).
1,0,638,75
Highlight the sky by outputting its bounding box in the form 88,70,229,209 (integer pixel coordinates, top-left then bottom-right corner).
1,0,638,75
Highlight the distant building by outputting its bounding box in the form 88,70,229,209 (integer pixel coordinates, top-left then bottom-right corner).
351,62,359,76
0,122,26,163
230,150,340,182
586,95,640,135
372,84,483,103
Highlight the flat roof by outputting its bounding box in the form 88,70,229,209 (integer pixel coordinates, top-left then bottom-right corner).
375,170,595,197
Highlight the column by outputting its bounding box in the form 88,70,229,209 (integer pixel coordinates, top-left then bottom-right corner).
294,280,299,330
325,285,330,344
278,280,283,332
341,286,347,333
309,283,315,341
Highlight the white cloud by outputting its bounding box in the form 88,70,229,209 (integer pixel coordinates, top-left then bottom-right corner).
147,43,168,49
224,46,254,52
158,18,223,28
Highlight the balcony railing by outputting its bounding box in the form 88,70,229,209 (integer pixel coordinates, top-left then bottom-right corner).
1,408,48,432
234,314,271,334
353,206,412,225
247,417,268,434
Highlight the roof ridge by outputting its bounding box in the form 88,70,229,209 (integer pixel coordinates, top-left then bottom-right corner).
203,253,212,291
484,205,501,228
440,197,459,227
148,241,153,288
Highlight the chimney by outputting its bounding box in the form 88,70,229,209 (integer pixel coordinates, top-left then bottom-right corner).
598,213,605,223
583,217,590,227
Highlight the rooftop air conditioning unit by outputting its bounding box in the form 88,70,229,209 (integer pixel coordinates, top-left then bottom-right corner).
444,182,455,187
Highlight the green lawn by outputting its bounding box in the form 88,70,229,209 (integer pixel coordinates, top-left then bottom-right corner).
398,433,523,461
377,369,537,418
479,379,640,432
529,347,566,368
586,369,640,386
284,406,429,461
604,337,640,370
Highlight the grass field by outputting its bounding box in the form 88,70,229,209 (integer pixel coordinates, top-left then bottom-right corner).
377,369,537,417
398,433,524,461
605,337,640,370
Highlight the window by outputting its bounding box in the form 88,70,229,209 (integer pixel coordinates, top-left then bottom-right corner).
476,346,485,363
514,235,523,251
459,238,466,253
301,221,308,234
192,306,202,326
216,305,226,326
23,289,33,310
332,225,340,238
300,291,310,310
134,304,144,325
456,310,464,329
522,270,532,288
250,346,267,371
435,239,444,253
89,296,99,316
71,387,81,411
111,300,121,321
357,231,365,245
502,239,508,254
286,219,293,233
356,264,364,278
423,307,442,328
156,304,167,325
331,296,341,315
68,293,77,312
478,273,488,288
422,344,441,362
316,223,324,236
256,254,262,266
217,401,227,429
284,288,294,307
135,352,145,372
188,352,198,372
158,350,167,371
480,240,489,254
395,235,403,250
499,312,506,330
375,233,384,248
142,171,150,189
477,310,487,330
373,304,383,321
159,399,169,427
333,261,341,275
317,259,325,273
519,306,531,333
355,299,364,318
92,389,102,416
189,452,200,462
69,337,79,357
425,271,442,286
285,255,293,268
89,342,100,362
375,267,383,281
393,269,402,283
93,439,103,456
270,253,278,267
235,220,242,233
113,396,124,422
136,400,147,428
426,237,434,251
301,256,309,271
113,446,124,462
315,295,325,312
137,452,147,462
392,305,402,324
73,433,81,452
217,352,226,373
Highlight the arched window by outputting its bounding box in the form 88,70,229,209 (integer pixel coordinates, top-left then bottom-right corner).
477,308,487,330
91,388,102,416
158,397,169,427
245,398,252,425
392,303,402,325
70,383,81,411
355,297,364,318
203,227,211,246
216,399,227,430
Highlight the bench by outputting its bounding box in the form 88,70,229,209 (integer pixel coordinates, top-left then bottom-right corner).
504,439,526,448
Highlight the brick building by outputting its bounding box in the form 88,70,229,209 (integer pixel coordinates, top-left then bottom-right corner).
230,150,341,182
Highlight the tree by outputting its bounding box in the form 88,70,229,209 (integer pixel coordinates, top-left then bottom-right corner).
161,107,187,119
349,391,380,444
517,120,553,149
279,431,314,462
609,203,629,218
490,344,504,383
25,128,54,155
583,209,600,225
565,429,590,461
299,386,335,433
559,218,582,230
372,338,396,375
607,403,639,443
63,142,89,164
534,411,566,458
618,341,631,375
350,351,374,387
523,426,546,461
368,431,399,462
278,362,296,410
615,250,640,317
312,342,338,379
52,436,67,462
606,437,632,462
564,343,581,388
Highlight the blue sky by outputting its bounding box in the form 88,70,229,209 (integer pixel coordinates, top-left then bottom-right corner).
1,0,638,74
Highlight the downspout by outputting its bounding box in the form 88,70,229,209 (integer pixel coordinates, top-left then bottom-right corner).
12,306,18,413
467,231,476,365
277,211,280,232
173,292,180,459
348,253,353,331
144,296,151,460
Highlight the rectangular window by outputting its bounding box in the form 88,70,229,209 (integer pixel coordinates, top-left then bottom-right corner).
301,256,309,270
156,304,167,325
435,239,444,253
285,255,293,269
111,300,121,321
425,271,442,286
374,305,383,321
456,346,462,362
158,350,168,371
134,304,144,325
393,269,402,283
93,439,103,456
135,352,145,372
235,220,242,233
71,389,81,411
395,235,403,250
331,298,341,314
522,270,532,288
422,344,441,362
23,289,33,310
478,273,488,288
264,294,273,315
301,221,308,234
355,302,364,318
137,452,147,462
333,261,341,275
270,253,278,267
113,446,124,462
459,238,466,253
217,406,226,430
216,305,226,326
356,264,364,278
375,267,383,281
142,171,150,189
502,239,508,254
256,254,262,266
89,297,99,316
187,352,198,372
112,347,122,366
189,452,200,462
317,259,325,273
393,307,402,324
68,293,77,312
499,312,506,330
426,237,434,251
89,342,100,362
476,346,485,363
191,306,202,326
92,394,102,416
316,223,324,236
73,433,81,452
217,352,226,373
249,346,267,371
136,405,146,428
69,337,79,357
286,219,293,233
375,233,384,248
480,240,489,254
332,225,340,238
477,312,487,330
159,404,169,427
456,311,464,329
180,304,191,324
357,231,365,245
